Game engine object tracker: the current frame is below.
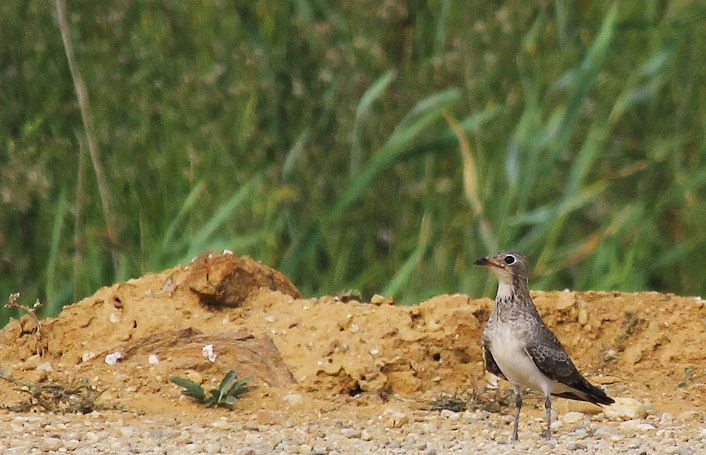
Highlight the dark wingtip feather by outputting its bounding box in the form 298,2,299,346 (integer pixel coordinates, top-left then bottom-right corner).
553,381,615,406
586,381,615,405
593,393,615,406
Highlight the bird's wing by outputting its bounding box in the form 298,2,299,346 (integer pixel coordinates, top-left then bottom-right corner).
523,325,583,383
482,337,507,380
524,323,613,404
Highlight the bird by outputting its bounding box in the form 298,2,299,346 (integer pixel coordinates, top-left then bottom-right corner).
474,251,614,441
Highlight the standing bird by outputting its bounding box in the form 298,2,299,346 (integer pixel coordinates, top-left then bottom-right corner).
475,251,614,441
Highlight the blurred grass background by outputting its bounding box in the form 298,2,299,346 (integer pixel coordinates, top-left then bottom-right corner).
1,1,706,324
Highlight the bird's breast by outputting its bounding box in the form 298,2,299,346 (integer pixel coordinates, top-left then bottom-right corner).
488,324,552,395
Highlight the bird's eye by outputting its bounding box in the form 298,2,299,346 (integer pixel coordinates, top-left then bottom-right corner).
504,255,515,265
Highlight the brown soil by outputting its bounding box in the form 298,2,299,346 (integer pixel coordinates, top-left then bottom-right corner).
1,252,704,423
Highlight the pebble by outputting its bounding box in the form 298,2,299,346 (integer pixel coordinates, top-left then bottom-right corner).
603,397,647,420
340,427,361,438
439,409,461,421
561,411,586,425
0,405,702,454
567,441,587,450
384,410,409,428
283,392,306,406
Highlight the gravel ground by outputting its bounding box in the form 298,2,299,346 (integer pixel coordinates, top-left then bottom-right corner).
1,406,704,454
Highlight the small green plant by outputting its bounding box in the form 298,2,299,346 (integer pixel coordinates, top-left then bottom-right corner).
170,370,250,409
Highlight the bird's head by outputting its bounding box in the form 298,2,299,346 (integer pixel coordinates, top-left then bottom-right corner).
474,251,529,285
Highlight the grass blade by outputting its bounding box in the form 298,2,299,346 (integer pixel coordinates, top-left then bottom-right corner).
350,70,397,176
45,189,67,314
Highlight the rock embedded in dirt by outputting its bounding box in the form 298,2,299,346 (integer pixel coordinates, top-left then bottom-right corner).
185,252,302,307
561,411,586,425
603,397,649,421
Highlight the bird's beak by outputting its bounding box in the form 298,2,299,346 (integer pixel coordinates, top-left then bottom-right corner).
474,256,503,268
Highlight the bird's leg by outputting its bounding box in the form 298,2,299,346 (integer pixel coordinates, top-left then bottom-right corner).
512,388,522,441
544,396,552,439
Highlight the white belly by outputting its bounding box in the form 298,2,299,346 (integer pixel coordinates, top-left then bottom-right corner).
490,326,555,395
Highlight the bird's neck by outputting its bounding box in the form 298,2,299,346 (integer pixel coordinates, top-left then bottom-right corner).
493,276,535,316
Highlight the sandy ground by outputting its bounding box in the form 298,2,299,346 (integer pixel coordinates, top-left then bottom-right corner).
0,252,704,453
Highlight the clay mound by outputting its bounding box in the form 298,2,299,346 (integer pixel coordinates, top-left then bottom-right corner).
0,252,704,416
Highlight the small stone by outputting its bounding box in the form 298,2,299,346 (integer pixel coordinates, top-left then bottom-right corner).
604,349,619,362
211,418,229,429
40,437,62,452
36,362,53,373
619,419,655,435
386,440,402,449
202,344,217,363
440,409,461,421
603,397,647,420
660,412,675,425
118,426,135,437
63,440,80,450
340,427,361,438
81,351,98,363
562,411,585,425
384,410,409,428
593,427,612,437
578,306,589,326
360,429,373,441
85,431,100,443
312,443,328,453
370,294,394,305
283,392,306,406
567,442,587,450
104,351,123,365
244,434,262,445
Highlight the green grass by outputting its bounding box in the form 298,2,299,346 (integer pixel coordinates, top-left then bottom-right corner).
1,1,706,324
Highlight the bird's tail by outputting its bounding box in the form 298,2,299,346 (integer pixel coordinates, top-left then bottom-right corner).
553,379,615,405
585,383,615,405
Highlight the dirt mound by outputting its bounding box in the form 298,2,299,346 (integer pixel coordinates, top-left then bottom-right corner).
0,252,704,417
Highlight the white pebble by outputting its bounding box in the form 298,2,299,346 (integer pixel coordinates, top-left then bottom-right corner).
201,344,217,363
105,352,123,365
